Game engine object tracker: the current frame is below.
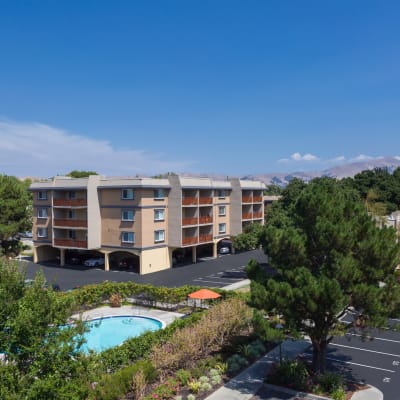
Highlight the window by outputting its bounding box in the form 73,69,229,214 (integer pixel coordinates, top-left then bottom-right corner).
68,230,76,239
37,228,47,238
218,206,226,216
121,188,134,200
218,223,226,234
154,209,165,221
68,209,76,219
154,188,165,199
37,208,48,218
122,231,134,243
122,210,135,221
217,190,226,199
68,191,76,199
37,191,48,200
154,230,165,242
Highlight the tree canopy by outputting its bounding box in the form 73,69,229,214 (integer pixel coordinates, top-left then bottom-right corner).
249,177,400,373
351,167,400,213
0,175,32,249
0,259,89,399
67,170,98,178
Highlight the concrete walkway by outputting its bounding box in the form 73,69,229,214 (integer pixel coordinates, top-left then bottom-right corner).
205,339,383,400
70,305,184,327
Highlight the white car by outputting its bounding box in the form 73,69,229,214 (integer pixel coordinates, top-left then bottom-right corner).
84,257,105,267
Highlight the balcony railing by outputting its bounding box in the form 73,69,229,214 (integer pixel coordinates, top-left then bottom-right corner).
199,215,213,224
54,238,87,248
182,197,198,205
242,212,253,220
253,212,263,219
242,196,253,203
199,197,212,205
53,198,87,207
182,237,198,246
199,234,212,243
253,196,263,203
182,217,198,226
53,218,88,228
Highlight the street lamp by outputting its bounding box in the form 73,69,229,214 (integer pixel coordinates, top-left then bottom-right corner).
275,323,284,364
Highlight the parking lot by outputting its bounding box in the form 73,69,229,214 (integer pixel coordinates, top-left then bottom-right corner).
299,314,400,400
22,249,269,290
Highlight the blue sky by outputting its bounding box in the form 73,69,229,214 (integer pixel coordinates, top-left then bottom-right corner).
0,1,399,177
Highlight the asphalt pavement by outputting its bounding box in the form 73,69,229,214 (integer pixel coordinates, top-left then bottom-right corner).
20,249,270,290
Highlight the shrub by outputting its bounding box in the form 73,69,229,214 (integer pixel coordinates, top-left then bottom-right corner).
267,360,310,392
211,374,222,385
92,360,157,400
198,376,209,384
331,387,346,400
151,298,252,378
200,382,212,392
147,378,180,400
227,354,248,374
187,395,196,400
109,293,122,307
175,369,191,386
317,372,344,393
188,379,202,394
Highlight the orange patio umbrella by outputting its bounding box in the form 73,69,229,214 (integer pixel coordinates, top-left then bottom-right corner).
188,288,221,308
188,288,221,300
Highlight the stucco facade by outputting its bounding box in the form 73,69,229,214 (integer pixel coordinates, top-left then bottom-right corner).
30,175,265,274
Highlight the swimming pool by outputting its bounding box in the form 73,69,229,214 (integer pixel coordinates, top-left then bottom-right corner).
78,315,163,353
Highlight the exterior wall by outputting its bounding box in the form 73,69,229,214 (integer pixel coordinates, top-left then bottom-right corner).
87,175,101,249
167,175,182,247
140,247,170,274
30,175,265,274
229,178,243,236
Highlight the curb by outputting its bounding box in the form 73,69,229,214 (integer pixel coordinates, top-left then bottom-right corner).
264,383,332,400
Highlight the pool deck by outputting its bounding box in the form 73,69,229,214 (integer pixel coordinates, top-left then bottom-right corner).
71,305,185,327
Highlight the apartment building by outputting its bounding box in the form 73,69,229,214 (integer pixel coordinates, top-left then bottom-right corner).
30,175,265,274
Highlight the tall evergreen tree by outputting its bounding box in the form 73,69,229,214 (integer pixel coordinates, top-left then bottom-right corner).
0,175,32,246
250,177,400,373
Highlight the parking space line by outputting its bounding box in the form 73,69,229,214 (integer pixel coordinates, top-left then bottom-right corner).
345,332,400,344
193,279,226,285
302,352,396,373
331,342,400,358
325,356,396,373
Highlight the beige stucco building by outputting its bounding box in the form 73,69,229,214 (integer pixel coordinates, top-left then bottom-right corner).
30,175,265,274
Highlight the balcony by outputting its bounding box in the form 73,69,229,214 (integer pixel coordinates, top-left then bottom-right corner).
199,215,213,224
53,218,88,228
253,196,263,203
242,196,253,203
182,237,198,246
54,238,87,248
182,197,198,206
199,197,212,205
199,234,213,243
182,217,198,226
242,212,253,220
253,212,263,219
53,198,87,207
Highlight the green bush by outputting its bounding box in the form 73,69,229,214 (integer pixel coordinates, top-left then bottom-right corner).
227,354,248,374
267,360,310,392
92,360,157,400
317,371,344,393
331,387,346,400
175,369,192,386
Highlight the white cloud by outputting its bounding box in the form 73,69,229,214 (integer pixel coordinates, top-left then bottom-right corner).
352,154,375,162
0,119,192,177
278,152,320,163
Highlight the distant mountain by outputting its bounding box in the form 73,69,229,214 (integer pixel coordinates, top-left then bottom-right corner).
243,156,400,186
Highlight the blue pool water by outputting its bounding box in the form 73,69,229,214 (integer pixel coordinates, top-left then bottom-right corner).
79,315,163,353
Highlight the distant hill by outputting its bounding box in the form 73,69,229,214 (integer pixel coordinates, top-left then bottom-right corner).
243,156,400,186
